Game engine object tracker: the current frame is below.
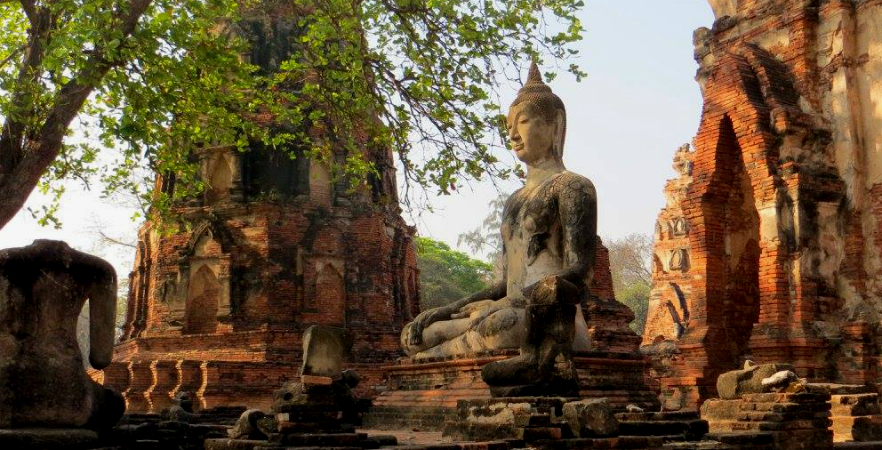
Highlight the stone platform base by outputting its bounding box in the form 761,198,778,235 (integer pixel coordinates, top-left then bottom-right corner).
0,428,99,450
206,432,399,450
616,411,708,442
91,358,388,414
442,397,577,442
701,392,833,450
442,398,710,447
835,443,882,450
364,352,659,431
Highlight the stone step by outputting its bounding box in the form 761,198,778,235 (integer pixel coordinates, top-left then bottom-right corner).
831,394,881,417
617,419,708,439
531,436,665,450
704,431,774,445
832,416,882,442
806,385,873,396
664,441,774,450
268,432,363,447
616,411,701,422
834,442,882,450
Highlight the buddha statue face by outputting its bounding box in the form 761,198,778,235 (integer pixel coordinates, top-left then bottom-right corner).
506,62,567,166
507,103,561,165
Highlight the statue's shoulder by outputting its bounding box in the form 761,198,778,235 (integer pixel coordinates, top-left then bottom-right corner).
553,171,596,199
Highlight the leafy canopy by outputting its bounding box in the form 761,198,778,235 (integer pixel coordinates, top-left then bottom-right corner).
0,0,586,228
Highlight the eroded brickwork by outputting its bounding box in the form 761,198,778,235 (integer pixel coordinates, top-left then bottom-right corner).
643,0,882,409
89,4,420,413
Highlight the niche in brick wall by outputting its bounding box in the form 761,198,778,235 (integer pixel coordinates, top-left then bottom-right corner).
309,160,333,206
180,227,232,335
706,116,761,363
185,264,221,335
206,155,233,204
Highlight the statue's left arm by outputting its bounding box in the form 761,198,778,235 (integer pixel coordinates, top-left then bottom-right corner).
552,175,598,290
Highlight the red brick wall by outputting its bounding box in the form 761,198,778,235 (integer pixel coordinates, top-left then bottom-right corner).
642,0,881,408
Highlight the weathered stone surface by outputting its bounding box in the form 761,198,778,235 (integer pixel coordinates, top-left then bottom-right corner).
701,390,834,450
443,397,574,442
561,399,618,438
830,394,881,417
301,326,352,380
0,240,125,430
700,399,741,426
832,416,882,443
0,428,99,449
229,409,267,440
205,438,268,450
716,363,795,400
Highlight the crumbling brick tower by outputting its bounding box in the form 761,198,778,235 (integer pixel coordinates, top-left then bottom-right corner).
642,0,882,409
90,3,420,413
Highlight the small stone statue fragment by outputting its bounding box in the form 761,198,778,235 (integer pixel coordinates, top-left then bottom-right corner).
562,398,619,438
716,360,796,399
0,240,125,430
229,409,266,439
164,392,200,423
761,370,799,391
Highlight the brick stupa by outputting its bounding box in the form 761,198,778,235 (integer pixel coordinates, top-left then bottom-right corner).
643,0,882,409
90,4,420,413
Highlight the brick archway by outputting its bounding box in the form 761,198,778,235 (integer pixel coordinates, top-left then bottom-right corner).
675,50,794,402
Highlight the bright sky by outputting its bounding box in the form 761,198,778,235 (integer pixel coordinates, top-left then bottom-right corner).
0,0,715,276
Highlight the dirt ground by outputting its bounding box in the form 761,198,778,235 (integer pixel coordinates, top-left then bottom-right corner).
359,429,447,446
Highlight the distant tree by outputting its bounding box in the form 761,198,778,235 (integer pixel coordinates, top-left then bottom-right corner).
606,233,653,334
416,236,492,310
457,192,508,281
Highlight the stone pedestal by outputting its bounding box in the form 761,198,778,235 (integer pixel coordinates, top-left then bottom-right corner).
442,397,576,442
364,351,659,431
819,385,882,443
701,392,833,450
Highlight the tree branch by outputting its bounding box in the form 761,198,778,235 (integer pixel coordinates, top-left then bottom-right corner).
0,0,154,230
18,0,38,26
0,44,25,69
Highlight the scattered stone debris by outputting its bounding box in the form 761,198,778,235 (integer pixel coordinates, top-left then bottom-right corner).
716,362,796,400
562,398,619,438
627,404,645,413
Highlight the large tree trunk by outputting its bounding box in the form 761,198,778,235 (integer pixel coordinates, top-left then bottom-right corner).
0,0,154,231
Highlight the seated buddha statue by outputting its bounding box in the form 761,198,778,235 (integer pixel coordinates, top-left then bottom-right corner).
401,64,597,391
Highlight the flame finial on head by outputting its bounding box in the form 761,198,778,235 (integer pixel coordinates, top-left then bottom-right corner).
510,61,567,153
528,61,544,84
517,61,553,98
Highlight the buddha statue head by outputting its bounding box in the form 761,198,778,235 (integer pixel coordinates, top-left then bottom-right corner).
507,62,567,165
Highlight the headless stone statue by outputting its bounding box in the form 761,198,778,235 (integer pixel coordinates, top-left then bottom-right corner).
0,240,125,430
401,63,597,396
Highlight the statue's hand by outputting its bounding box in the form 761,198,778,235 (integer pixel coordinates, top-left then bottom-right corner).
450,299,495,319
407,304,456,346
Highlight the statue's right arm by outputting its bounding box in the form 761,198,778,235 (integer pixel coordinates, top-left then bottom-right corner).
448,239,508,311
447,279,507,311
